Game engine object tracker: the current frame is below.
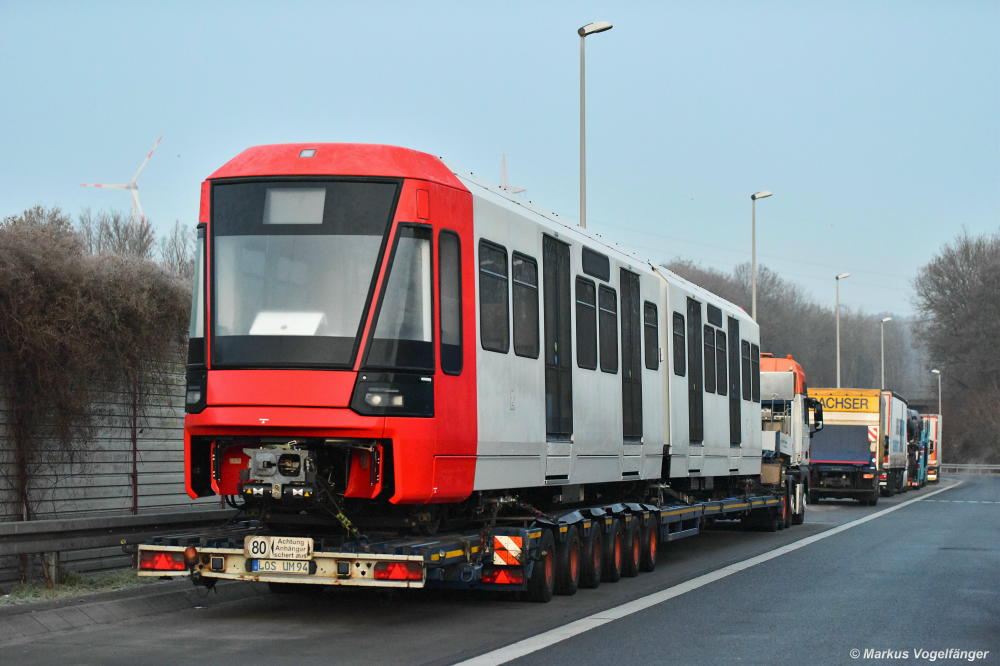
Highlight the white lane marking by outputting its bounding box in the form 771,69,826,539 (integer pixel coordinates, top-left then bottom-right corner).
923,499,999,504
458,481,963,666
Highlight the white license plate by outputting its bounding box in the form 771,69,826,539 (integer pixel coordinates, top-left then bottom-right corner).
251,559,310,574
245,535,313,560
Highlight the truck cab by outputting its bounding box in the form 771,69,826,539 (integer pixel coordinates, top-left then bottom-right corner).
759,354,823,523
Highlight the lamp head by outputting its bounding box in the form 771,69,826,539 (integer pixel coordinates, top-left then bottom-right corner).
931,369,941,375
881,317,893,323
836,272,851,280
579,21,613,36
751,191,773,200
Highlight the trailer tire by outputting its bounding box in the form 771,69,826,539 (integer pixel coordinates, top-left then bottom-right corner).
639,519,658,572
601,519,624,583
621,519,641,578
554,525,581,596
579,524,603,589
792,498,805,525
763,509,779,533
526,530,556,603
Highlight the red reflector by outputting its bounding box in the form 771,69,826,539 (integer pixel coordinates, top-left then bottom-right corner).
373,561,422,581
862,473,874,479
481,568,525,585
139,551,187,571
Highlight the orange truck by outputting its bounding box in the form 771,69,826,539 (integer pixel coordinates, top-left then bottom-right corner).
923,414,942,482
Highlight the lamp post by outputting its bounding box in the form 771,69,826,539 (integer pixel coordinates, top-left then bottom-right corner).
835,272,850,387
578,20,613,229
880,317,893,389
750,191,773,321
931,368,942,415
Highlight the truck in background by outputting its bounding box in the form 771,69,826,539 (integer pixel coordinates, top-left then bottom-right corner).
906,409,927,489
923,413,942,482
759,353,824,525
879,391,910,494
807,388,881,505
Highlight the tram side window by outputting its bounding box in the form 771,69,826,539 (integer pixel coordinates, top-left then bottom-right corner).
704,326,716,393
479,240,509,353
643,302,658,370
672,312,686,376
715,330,727,395
751,343,760,402
512,253,539,358
598,285,618,374
439,231,462,374
576,277,597,370
741,340,752,401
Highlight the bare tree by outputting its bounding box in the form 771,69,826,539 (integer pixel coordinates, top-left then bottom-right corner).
158,220,196,282
914,230,1000,462
76,208,155,260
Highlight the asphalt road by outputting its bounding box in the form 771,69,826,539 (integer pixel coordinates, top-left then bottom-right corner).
1,476,996,666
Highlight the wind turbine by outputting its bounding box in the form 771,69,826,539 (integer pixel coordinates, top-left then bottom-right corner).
499,154,525,194
81,136,163,224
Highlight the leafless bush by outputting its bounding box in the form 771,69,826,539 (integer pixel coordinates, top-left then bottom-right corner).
0,207,189,525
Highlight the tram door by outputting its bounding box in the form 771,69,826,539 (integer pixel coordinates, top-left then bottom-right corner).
543,236,573,444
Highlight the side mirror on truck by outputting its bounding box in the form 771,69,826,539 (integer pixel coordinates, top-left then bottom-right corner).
807,397,824,433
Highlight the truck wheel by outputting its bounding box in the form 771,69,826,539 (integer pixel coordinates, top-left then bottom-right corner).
762,509,779,533
579,524,603,589
601,519,624,583
526,530,555,603
792,498,805,525
639,518,658,572
621,519,641,578
868,492,879,506
554,525,581,596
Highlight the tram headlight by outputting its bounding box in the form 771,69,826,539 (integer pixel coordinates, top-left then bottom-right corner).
351,372,433,417
185,368,207,414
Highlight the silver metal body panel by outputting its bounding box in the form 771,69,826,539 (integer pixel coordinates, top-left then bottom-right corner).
451,170,761,492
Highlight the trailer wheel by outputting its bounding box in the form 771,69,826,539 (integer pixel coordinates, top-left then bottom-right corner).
526,530,555,603
601,519,624,583
639,518,658,572
622,519,641,578
579,524,603,589
792,494,805,525
554,525,581,596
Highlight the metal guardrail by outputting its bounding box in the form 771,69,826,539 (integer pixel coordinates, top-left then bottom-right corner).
0,510,237,556
939,463,1000,475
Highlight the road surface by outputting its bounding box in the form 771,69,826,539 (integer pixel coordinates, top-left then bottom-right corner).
1,476,996,665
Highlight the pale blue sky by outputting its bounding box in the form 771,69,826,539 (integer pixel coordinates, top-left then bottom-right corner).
2,1,997,315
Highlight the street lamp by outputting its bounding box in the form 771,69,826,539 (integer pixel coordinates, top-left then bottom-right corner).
931,368,942,415
835,272,850,387
750,190,773,321
578,20,613,229
880,317,893,390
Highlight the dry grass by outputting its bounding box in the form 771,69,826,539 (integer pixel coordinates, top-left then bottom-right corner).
0,568,158,606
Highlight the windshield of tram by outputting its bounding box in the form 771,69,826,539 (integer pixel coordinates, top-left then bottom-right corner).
210,179,399,368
